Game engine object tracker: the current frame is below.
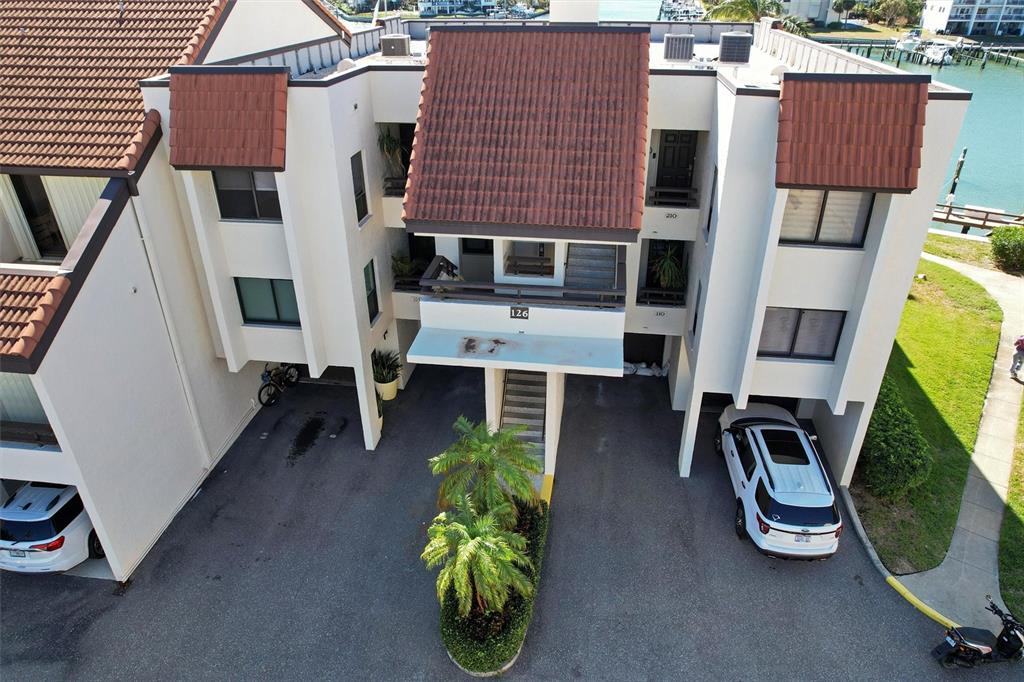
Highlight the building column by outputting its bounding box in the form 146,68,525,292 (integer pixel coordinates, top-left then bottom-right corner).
677,389,703,477
354,351,382,450
543,372,565,476
484,367,505,430
811,398,875,487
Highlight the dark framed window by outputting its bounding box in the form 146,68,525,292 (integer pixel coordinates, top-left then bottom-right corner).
780,189,873,247
212,170,281,221
351,152,368,222
758,307,845,361
704,166,717,240
234,278,300,326
364,260,380,323
461,238,493,255
690,281,702,338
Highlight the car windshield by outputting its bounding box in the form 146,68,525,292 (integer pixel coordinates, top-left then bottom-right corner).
0,519,57,543
759,429,810,466
756,480,839,527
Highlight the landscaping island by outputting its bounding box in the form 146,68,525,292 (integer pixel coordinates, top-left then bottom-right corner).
421,418,548,675
852,258,1002,573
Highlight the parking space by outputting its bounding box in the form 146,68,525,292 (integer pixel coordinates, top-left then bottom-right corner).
1,368,1011,680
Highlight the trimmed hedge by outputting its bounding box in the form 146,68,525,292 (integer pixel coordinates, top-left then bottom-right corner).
990,226,1024,273
859,375,933,499
439,500,550,673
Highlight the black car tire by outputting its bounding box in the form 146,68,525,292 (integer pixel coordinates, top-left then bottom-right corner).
734,500,747,540
88,530,105,559
714,433,723,456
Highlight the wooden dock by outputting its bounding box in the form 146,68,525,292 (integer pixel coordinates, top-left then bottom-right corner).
932,203,1024,234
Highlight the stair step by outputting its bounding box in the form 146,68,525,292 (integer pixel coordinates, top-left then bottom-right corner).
503,392,546,404
569,254,614,268
514,430,544,440
569,245,616,256
506,373,545,385
502,412,544,424
502,403,545,415
565,277,615,289
506,384,546,395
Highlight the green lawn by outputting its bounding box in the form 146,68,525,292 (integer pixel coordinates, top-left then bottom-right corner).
999,405,1024,617
852,259,1002,574
809,23,931,41
923,233,997,271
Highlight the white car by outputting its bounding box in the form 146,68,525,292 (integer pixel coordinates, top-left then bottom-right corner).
715,404,842,560
0,483,103,573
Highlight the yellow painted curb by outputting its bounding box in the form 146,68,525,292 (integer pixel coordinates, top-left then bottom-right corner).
540,474,554,504
886,576,959,629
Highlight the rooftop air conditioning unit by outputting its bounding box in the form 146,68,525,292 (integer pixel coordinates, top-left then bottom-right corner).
664,34,695,61
381,34,411,57
719,31,753,64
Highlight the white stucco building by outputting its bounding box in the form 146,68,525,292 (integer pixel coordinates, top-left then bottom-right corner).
922,0,1024,36
1,0,969,580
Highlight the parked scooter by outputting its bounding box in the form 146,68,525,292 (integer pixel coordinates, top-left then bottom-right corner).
932,597,1024,668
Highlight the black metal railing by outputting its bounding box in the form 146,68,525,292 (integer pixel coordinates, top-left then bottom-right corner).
637,287,687,307
504,254,555,277
418,256,625,308
383,176,407,197
647,186,699,208
1,421,59,447
393,276,422,292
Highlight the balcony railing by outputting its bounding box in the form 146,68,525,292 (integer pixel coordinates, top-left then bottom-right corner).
504,254,555,277
383,176,407,198
1,421,59,447
647,186,699,208
418,256,626,308
637,287,687,307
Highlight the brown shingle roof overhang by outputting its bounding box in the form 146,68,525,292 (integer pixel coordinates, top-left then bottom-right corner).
776,73,930,193
168,66,289,171
0,0,227,173
0,274,70,360
403,26,650,242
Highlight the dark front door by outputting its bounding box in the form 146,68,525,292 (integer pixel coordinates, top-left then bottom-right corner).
10,175,65,259
656,131,697,189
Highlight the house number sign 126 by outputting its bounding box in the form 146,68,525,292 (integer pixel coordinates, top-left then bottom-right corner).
510,306,529,320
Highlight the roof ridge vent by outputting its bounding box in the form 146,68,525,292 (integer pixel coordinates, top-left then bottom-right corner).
719,31,753,64
664,34,695,62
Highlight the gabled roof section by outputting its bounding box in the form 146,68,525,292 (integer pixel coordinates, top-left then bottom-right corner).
169,66,289,171
776,74,929,193
0,0,227,172
0,273,70,360
403,26,650,242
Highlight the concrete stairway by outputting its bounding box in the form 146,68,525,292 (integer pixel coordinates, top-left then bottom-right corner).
500,371,546,454
564,244,617,291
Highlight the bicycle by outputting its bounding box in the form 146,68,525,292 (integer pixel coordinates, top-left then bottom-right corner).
258,363,300,406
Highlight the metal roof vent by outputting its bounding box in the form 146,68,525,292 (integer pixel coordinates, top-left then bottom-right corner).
381,34,411,57
664,34,695,61
719,31,753,64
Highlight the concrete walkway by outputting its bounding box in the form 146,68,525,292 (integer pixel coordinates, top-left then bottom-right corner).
899,253,1023,628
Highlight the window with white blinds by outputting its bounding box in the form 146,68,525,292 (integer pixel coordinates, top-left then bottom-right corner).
758,307,846,360
779,190,874,247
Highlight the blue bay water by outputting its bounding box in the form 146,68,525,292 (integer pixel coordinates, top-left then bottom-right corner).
600,2,1023,220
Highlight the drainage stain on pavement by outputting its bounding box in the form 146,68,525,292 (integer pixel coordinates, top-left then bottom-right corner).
288,416,325,466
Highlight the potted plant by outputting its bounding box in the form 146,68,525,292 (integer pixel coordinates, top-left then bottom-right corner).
649,244,686,290
371,349,402,401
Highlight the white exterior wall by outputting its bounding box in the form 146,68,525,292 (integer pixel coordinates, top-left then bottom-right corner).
32,205,211,581
201,0,338,63
922,1,955,32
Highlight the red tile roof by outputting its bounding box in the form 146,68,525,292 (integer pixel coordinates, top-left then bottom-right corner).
776,76,929,192
169,69,289,170
403,27,650,236
0,0,226,172
0,274,70,359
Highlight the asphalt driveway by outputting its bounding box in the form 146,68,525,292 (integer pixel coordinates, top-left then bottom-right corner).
0,367,1014,680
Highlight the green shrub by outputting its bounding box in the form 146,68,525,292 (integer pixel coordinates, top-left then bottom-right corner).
990,226,1024,273
439,500,549,673
859,376,933,499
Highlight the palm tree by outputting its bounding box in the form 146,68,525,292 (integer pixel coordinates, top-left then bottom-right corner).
703,0,812,37
428,416,542,526
421,496,534,617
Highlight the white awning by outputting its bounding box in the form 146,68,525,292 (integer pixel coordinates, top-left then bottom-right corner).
408,328,623,377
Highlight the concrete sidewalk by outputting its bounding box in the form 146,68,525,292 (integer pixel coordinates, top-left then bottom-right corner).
899,253,1023,628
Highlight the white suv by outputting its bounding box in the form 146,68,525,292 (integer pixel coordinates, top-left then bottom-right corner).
0,483,103,573
715,404,842,560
